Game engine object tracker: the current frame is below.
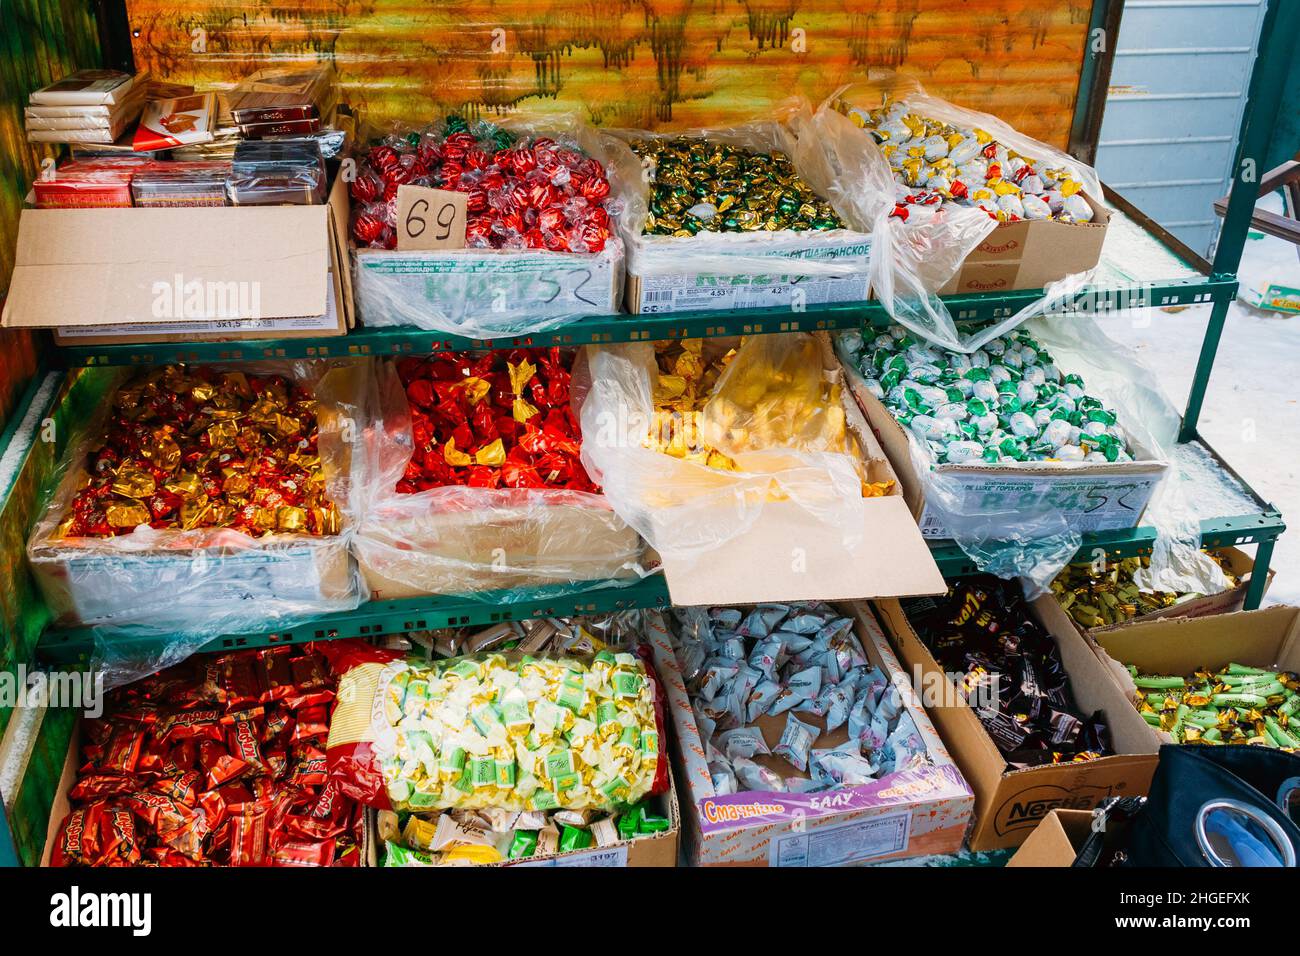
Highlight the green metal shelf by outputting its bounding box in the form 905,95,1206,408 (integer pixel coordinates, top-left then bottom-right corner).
52,275,1236,368
35,508,1283,666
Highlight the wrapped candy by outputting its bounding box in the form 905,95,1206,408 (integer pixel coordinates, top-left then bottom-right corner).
839,325,1133,465
1129,663,1300,748
393,347,596,493
645,336,894,496
324,642,667,813
670,602,930,793
630,137,844,236
902,577,1113,769
49,645,364,867
841,98,1095,225
55,365,341,539
349,115,614,253
1053,552,1241,629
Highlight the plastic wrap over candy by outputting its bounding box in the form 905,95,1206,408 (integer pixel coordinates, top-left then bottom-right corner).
813,74,1104,352
838,315,1226,596
598,106,875,284
26,360,369,687
351,351,646,601
349,113,630,336
576,333,876,561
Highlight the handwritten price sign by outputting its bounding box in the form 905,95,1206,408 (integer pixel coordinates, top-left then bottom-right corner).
395,185,467,251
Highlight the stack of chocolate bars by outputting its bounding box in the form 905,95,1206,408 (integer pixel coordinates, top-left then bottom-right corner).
25,70,146,145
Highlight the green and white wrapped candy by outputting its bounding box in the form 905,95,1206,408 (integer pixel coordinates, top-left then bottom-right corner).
840,325,1133,466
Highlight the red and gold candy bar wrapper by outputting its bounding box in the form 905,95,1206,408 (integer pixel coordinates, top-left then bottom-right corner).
51,645,365,867
131,92,217,151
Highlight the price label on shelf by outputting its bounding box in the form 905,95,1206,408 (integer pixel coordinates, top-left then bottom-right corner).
395,185,467,251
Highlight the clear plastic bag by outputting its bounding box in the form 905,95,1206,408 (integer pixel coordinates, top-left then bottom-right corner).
598,108,875,309
813,74,1104,352
349,113,630,336
838,314,1229,595
26,359,369,687
351,353,645,600
575,333,873,561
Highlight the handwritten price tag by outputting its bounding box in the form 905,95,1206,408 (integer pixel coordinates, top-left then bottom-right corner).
395,185,467,251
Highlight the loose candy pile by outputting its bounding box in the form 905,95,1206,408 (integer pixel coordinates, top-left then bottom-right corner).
60,365,340,538
350,115,613,252
396,348,597,493
646,340,740,470
406,615,638,661
1052,553,1241,629
631,137,844,236
842,99,1094,224
373,651,661,812
673,603,929,794
841,326,1133,465
379,799,671,865
903,577,1112,769
51,646,362,866
1131,663,1300,748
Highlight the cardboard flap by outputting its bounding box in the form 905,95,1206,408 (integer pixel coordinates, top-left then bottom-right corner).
659,496,944,605
4,206,329,328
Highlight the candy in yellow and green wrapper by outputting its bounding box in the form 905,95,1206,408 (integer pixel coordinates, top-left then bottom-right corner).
1131,662,1300,748
374,650,661,812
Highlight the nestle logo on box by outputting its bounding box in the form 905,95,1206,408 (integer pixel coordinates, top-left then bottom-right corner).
994,784,1114,835
979,239,1019,254
965,277,1009,291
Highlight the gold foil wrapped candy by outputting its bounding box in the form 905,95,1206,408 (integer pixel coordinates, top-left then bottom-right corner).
1052,553,1241,629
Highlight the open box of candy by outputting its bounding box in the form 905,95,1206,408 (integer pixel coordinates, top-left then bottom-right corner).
26,361,364,636
647,602,973,866
352,346,644,599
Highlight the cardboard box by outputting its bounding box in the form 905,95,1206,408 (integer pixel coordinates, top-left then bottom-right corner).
599,333,946,606
841,349,1169,541
355,501,645,600
648,604,974,866
26,364,361,628
938,194,1110,295
370,777,680,868
1087,605,1300,748
874,593,1159,851
41,720,377,867
3,176,353,343
1058,547,1271,638
1005,808,1093,866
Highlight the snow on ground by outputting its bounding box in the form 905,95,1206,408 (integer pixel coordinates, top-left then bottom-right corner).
1093,191,1300,605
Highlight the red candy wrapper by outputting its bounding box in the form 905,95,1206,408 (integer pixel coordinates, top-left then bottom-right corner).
394,347,597,494
50,644,368,867
349,117,614,253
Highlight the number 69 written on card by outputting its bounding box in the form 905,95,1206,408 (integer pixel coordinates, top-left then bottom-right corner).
396,185,467,251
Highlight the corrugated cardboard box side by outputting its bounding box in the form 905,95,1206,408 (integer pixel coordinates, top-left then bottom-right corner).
938,194,1110,295
842,353,1168,541
647,605,974,867
874,594,1159,852
1087,605,1300,749
5,175,352,344
1005,808,1093,866
1057,546,1271,640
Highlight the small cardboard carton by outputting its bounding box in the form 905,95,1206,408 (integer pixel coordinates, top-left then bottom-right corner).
840,349,1168,541
1005,808,1094,866
1087,605,1300,748
1057,546,1271,638
938,194,1111,296
648,604,974,867
4,175,353,344
874,593,1159,851
371,777,680,868
602,333,947,607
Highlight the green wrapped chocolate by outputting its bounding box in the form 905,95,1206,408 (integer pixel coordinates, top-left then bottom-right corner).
509,830,539,859
558,825,593,852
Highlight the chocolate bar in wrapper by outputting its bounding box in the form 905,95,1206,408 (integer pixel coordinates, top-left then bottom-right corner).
130,161,231,207
225,66,333,126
